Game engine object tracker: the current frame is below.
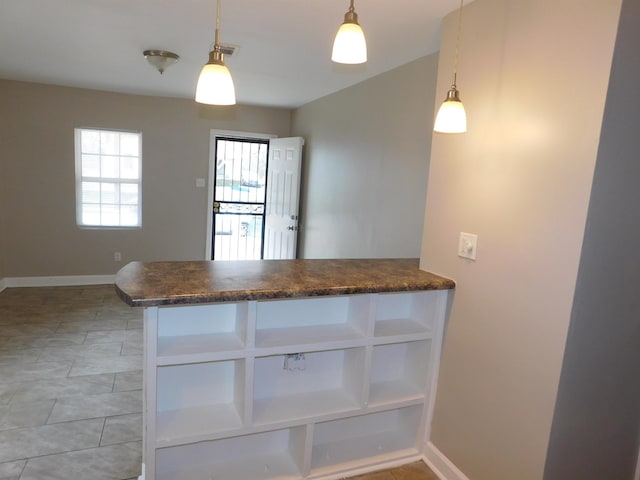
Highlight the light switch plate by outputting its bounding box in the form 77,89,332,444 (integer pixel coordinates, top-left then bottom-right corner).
195,178,206,188
458,232,478,260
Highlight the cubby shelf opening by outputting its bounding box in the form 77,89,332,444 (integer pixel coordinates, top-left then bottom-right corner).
255,295,370,348
156,427,306,480
157,303,247,357
253,348,366,424
368,340,431,406
374,292,436,338
310,406,423,473
156,360,244,441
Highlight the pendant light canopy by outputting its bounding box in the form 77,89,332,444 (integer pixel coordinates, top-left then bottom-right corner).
434,0,467,133
195,0,236,105
332,0,367,64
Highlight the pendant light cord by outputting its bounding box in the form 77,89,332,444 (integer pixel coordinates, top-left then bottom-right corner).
452,0,464,87
214,0,221,47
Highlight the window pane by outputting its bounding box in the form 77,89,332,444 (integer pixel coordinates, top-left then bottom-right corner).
81,204,100,225
120,133,139,156
82,182,100,203
100,131,119,155
120,157,139,180
101,183,118,204
120,184,138,205
81,130,100,154
82,154,100,178
120,206,139,226
76,128,142,228
101,155,119,178
101,205,119,225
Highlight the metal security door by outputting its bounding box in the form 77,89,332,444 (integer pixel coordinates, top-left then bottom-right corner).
212,137,268,260
263,137,304,259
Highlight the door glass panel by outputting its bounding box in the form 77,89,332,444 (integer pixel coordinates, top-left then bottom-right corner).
214,214,264,261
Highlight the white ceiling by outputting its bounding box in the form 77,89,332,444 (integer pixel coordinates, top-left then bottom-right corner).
0,0,460,109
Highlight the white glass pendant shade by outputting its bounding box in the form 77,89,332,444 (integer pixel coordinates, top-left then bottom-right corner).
195,51,236,105
332,22,367,64
434,86,467,133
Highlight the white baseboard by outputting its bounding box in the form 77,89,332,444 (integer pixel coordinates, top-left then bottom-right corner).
424,442,471,480
2,275,115,289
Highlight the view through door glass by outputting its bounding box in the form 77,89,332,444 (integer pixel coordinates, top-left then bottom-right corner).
213,137,268,260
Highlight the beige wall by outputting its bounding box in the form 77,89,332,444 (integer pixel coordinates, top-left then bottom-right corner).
292,55,438,259
1,80,291,277
421,0,622,479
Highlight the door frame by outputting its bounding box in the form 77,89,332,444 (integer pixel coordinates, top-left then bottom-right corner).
205,130,277,260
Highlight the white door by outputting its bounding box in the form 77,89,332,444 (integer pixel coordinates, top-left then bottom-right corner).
263,137,304,259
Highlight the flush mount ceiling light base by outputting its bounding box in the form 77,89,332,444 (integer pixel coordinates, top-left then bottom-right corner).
143,50,179,75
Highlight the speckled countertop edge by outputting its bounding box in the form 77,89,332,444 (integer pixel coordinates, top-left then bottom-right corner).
114,258,455,307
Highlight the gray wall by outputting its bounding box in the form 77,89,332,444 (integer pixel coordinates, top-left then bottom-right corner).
1,80,291,277
544,0,640,477
292,55,438,259
420,0,623,478
1,53,438,279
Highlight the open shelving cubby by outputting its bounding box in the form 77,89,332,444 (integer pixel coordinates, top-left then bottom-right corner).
155,426,307,480
368,340,431,406
310,405,424,476
373,291,437,339
254,295,370,349
156,303,247,360
155,359,245,444
252,347,366,425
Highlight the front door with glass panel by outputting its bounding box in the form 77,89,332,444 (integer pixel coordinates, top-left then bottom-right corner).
212,137,268,260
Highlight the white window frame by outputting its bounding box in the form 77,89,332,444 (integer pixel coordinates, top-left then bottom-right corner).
74,128,142,228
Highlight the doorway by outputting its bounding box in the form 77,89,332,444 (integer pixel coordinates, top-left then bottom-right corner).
206,131,304,261
212,136,268,260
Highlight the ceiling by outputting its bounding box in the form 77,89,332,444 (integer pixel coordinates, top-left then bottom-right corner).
0,0,461,109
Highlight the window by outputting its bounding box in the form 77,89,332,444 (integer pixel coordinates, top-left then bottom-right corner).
75,128,141,227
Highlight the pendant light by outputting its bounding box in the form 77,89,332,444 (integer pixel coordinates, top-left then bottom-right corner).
331,0,367,64
195,0,236,105
434,0,467,133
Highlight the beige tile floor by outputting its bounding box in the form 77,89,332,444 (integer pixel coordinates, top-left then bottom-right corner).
0,285,439,480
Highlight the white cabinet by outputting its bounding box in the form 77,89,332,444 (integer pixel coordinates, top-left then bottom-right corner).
142,289,449,480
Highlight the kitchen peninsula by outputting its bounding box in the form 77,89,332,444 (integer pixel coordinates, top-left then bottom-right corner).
115,258,455,480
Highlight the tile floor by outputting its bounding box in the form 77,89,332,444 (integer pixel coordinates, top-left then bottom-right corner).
0,285,439,480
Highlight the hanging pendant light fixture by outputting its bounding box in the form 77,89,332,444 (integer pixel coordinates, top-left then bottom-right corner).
434,0,467,133
195,0,236,105
331,0,367,64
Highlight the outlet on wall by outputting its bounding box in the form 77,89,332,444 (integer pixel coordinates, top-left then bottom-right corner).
114,252,122,262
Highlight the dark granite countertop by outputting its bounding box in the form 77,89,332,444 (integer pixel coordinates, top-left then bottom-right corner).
114,258,455,307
